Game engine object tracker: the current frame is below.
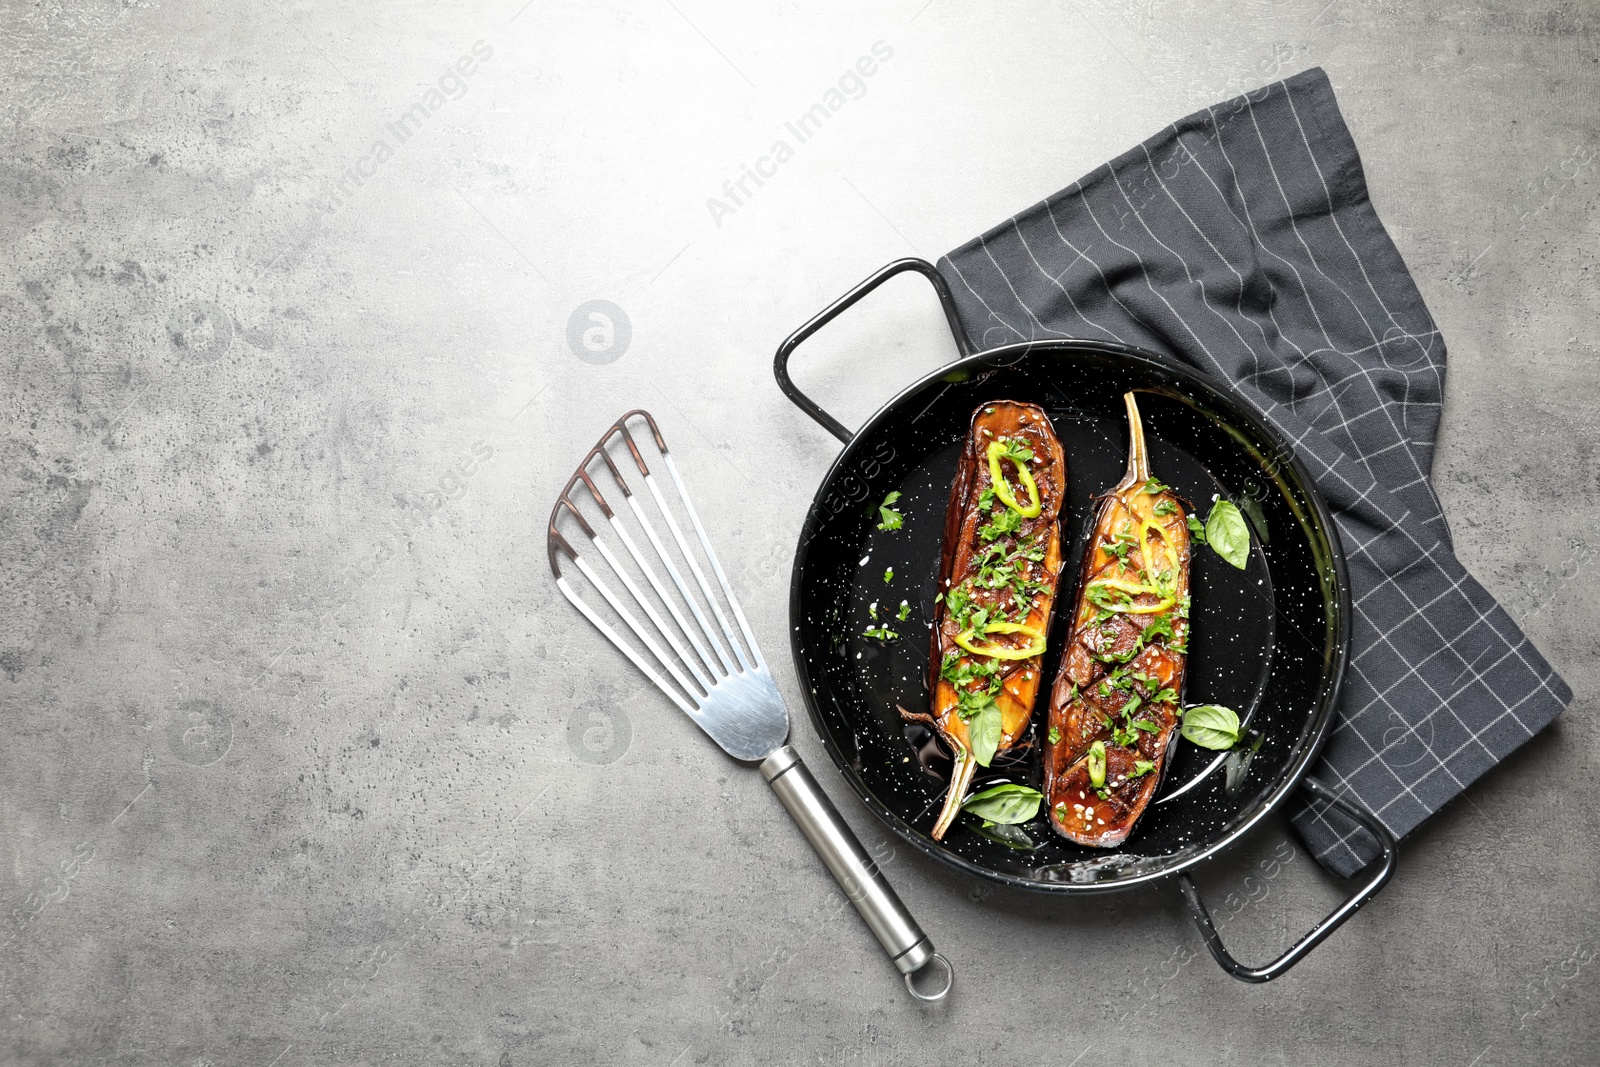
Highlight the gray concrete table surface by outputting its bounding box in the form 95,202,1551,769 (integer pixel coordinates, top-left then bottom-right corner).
1,1,1595,1064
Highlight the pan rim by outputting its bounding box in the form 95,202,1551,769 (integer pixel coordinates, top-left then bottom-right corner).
787,337,1352,894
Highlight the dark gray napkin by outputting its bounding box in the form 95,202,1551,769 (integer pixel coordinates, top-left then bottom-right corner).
936,66,1570,877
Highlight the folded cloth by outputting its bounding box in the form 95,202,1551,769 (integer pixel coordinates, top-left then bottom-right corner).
936,66,1570,877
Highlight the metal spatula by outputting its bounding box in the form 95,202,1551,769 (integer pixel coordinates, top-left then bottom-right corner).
547,409,952,1002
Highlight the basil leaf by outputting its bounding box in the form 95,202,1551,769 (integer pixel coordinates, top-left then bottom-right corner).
1224,731,1265,795
1238,490,1270,545
1182,704,1241,750
961,783,1043,825
1205,500,1250,570
969,819,1036,851
970,700,1002,767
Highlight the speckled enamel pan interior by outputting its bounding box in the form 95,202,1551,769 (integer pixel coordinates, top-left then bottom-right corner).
789,340,1349,893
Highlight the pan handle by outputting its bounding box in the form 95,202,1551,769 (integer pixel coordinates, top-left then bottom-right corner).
773,257,974,444
1175,775,1397,983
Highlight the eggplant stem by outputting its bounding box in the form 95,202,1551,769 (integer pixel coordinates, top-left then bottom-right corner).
931,748,977,841
1121,390,1150,489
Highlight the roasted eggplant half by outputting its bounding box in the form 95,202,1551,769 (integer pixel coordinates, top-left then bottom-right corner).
902,401,1066,840
1044,392,1190,847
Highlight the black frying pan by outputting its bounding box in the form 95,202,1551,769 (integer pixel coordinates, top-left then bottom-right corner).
774,258,1397,982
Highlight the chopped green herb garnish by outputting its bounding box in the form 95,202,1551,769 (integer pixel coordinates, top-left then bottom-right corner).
876,491,903,532
896,601,911,621
1048,725,1061,744
1141,615,1174,645
944,585,970,624
1142,477,1168,494
863,625,899,640
1086,583,1133,611
967,604,991,634
996,439,1034,464
979,506,1023,541
942,654,1002,694
883,566,894,583
1103,527,1138,565
1130,760,1156,778
1153,498,1177,516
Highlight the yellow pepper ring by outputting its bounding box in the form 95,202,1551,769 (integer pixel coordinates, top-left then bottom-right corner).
953,620,1047,660
987,441,1041,517
1087,740,1107,788
1093,577,1149,596
1139,518,1180,578
1109,599,1173,616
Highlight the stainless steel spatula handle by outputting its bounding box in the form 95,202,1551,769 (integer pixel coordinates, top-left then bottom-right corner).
760,746,953,1001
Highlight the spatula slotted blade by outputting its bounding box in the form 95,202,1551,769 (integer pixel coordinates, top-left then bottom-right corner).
546,411,788,761
547,409,950,1002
